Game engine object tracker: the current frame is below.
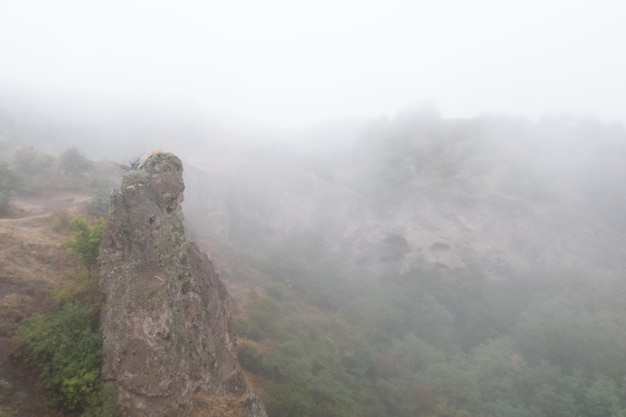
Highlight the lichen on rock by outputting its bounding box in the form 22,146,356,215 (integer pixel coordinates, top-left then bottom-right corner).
99,152,256,417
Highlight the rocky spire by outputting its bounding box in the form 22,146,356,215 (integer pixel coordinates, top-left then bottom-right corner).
99,152,251,417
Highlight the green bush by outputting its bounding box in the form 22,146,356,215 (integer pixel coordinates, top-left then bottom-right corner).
80,386,121,417
237,343,265,373
233,317,250,336
62,217,105,276
247,298,283,339
16,303,102,411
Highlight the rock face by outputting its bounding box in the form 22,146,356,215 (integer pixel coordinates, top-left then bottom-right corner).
99,152,248,417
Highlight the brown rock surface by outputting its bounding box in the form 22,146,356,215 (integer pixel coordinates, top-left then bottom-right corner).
99,152,248,417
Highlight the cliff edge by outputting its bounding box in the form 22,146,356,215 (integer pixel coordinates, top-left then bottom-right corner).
99,152,263,417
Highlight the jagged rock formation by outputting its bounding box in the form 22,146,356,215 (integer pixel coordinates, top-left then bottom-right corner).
99,152,263,417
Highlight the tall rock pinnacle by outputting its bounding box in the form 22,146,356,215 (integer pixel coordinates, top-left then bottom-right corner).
99,152,247,417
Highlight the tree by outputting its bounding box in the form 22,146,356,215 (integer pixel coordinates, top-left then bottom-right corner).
118,154,142,171
88,179,112,217
237,343,264,373
583,374,621,417
60,147,91,176
62,218,105,275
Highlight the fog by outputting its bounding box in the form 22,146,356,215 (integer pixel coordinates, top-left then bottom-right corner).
1,0,625,127
4,3,626,417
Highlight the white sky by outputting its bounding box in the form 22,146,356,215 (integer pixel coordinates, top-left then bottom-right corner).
0,0,624,127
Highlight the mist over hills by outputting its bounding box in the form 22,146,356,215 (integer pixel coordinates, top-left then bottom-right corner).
2,96,626,416
181,104,626,275
2,95,625,274
3,0,626,413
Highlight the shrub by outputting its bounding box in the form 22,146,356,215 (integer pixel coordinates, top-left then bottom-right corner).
247,298,282,339
119,154,142,171
233,316,264,341
60,147,91,176
80,386,121,417
0,379,10,391
12,147,53,176
237,343,265,373
52,270,101,306
62,218,105,276
88,179,112,217
233,317,249,336
15,303,102,411
0,406,14,417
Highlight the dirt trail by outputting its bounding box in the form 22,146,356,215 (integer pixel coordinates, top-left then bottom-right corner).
5,192,92,219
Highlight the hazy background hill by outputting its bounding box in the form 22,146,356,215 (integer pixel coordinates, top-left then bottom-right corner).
178,103,626,276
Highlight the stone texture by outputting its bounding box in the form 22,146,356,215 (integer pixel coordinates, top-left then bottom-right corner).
99,152,248,417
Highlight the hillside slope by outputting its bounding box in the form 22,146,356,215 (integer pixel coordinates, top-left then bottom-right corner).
0,193,93,416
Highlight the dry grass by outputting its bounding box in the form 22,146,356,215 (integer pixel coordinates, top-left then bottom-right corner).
192,394,247,417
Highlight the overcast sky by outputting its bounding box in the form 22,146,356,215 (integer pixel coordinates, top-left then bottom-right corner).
0,0,624,127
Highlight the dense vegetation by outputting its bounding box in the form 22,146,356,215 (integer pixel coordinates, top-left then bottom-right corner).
234,232,626,417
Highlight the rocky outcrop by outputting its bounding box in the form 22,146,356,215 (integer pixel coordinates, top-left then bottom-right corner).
99,152,258,417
